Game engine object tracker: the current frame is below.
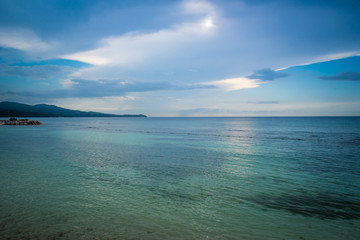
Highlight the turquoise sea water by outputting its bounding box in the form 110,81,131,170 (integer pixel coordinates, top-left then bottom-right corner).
0,117,359,240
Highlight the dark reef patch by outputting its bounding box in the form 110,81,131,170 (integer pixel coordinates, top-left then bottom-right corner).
251,191,360,220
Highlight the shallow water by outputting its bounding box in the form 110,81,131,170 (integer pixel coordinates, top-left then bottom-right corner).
0,117,359,239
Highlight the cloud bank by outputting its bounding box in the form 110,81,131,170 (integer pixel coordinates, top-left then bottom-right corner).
319,71,360,81
0,64,68,79
62,0,218,67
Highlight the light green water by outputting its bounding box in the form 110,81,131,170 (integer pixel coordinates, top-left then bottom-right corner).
0,117,359,239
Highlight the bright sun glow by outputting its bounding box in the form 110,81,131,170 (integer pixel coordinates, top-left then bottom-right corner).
202,18,215,29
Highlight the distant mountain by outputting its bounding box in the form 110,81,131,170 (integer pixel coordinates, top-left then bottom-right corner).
0,102,146,117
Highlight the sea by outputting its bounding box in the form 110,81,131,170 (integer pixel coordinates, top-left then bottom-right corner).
0,117,359,240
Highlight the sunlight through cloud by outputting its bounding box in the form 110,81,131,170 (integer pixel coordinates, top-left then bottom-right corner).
61,0,219,72
205,77,261,91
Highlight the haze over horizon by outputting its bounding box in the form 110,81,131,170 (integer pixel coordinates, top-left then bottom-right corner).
0,0,359,117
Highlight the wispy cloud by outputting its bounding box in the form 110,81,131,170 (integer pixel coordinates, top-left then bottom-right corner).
319,71,360,81
0,28,53,52
277,51,360,71
246,68,289,81
182,0,218,17
4,79,214,99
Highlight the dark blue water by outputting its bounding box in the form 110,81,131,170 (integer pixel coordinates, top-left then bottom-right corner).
0,117,359,239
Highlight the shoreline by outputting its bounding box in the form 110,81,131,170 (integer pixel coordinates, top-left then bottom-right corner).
0,118,41,125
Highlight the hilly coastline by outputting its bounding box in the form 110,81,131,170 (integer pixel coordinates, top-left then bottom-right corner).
0,102,146,118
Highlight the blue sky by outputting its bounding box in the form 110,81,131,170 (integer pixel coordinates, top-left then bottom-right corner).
0,0,359,116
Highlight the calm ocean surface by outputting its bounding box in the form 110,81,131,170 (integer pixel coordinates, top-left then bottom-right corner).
0,117,359,240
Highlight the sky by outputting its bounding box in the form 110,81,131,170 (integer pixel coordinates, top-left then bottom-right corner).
0,0,359,116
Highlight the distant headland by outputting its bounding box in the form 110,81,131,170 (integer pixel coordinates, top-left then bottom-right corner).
0,101,146,118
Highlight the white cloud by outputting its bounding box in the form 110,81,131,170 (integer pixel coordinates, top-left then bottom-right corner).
0,28,53,52
62,20,217,67
277,51,360,71
205,77,261,91
61,0,219,69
